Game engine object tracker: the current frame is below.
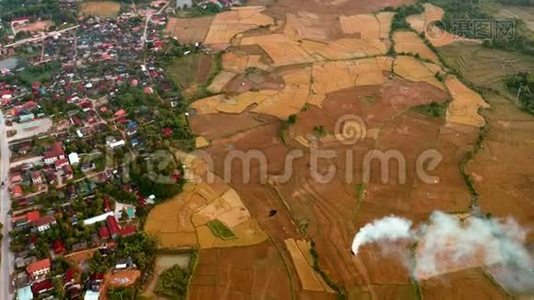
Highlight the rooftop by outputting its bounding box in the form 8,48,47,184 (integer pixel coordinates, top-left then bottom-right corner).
26,258,51,275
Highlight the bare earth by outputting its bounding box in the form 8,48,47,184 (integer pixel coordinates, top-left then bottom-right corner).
144,0,534,298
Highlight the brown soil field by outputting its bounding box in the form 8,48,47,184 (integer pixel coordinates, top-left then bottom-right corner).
468,93,534,243
240,33,388,66
79,1,121,18
13,21,53,34
420,268,508,298
148,3,529,298
189,242,295,299
65,248,99,266
222,52,269,73
284,12,344,41
393,31,440,63
393,55,445,90
207,71,236,93
204,7,275,47
285,238,334,293
445,76,490,128
223,69,285,93
107,270,140,287
189,112,277,140
339,14,380,39
247,0,414,18
194,78,476,296
145,152,269,250
166,16,214,43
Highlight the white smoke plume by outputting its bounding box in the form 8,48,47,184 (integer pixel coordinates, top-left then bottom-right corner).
351,215,412,255
351,211,534,293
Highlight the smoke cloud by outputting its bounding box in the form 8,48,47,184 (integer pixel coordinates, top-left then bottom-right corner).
351,215,412,255
351,211,534,293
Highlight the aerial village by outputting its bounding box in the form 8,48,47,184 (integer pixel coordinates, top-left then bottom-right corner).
0,0,240,299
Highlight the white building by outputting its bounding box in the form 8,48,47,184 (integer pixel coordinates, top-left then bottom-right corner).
69,152,80,165
176,0,193,9
82,212,114,226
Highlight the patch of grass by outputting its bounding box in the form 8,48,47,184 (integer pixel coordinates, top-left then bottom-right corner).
355,183,365,202
17,62,60,84
204,51,222,87
166,54,200,90
206,219,236,240
412,101,448,118
180,3,224,18
313,125,327,137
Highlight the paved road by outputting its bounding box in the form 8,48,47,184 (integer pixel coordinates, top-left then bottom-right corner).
0,111,13,300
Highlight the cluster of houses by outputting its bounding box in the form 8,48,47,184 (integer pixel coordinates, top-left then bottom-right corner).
12,203,140,300
0,1,199,299
9,142,74,199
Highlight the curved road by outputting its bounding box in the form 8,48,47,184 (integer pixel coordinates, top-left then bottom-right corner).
0,111,13,300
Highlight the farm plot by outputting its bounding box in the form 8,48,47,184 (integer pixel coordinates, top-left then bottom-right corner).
144,153,268,250
189,242,294,300
393,55,445,90
420,268,508,299
445,76,490,128
166,16,214,43
204,6,275,47
166,53,213,92
438,42,534,95
196,77,475,295
393,31,440,63
468,92,534,243
496,5,534,32
79,1,121,18
248,0,415,17
221,51,270,73
237,10,392,67
285,238,334,293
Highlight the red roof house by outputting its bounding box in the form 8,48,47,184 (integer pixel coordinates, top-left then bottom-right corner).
162,127,173,137
32,215,56,232
120,225,137,238
11,185,23,198
53,239,66,255
114,109,126,118
99,226,110,240
54,158,69,169
43,142,66,165
26,258,51,279
32,279,54,296
106,216,120,239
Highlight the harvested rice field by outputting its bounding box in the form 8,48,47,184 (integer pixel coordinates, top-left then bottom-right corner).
144,0,534,298
79,1,121,18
